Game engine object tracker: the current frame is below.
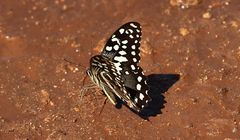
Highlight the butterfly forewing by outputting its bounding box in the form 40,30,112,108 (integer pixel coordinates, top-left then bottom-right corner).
88,22,151,113
101,22,141,64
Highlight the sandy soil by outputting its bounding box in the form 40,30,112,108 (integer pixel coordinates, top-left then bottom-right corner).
0,0,240,139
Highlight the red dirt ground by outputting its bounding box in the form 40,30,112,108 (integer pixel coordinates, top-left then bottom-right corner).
0,0,240,139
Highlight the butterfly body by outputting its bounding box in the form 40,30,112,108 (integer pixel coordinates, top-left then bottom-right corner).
87,22,151,113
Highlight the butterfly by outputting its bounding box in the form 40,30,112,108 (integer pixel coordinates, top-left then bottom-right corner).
87,22,151,113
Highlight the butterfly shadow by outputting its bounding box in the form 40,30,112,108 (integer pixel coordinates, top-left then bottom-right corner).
139,74,180,119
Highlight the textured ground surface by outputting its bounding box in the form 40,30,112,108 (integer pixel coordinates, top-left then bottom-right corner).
0,0,240,139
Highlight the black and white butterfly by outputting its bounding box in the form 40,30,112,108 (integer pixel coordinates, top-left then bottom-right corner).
87,22,151,113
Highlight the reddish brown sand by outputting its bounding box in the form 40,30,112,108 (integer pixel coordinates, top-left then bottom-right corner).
0,0,240,139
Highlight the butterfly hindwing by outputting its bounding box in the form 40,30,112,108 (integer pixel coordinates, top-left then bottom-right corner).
102,22,150,110
121,63,151,109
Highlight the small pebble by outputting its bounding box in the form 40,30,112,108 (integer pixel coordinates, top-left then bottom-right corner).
179,28,189,36
202,12,212,19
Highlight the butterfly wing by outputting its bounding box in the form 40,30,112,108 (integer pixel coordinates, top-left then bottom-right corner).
100,70,140,111
121,64,151,109
101,22,141,63
90,57,141,111
101,22,151,111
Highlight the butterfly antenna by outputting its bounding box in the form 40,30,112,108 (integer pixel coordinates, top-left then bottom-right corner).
64,58,89,85
63,58,87,70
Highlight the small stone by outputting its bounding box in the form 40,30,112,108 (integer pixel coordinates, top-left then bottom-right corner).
202,12,212,19
62,5,68,11
141,39,153,55
186,123,194,128
232,127,237,133
230,21,238,28
49,101,54,106
73,118,78,123
191,97,198,104
179,28,190,36
43,116,51,123
167,122,171,126
170,0,201,9
217,87,229,97
225,1,230,5
73,107,80,112
40,89,51,105
56,63,67,73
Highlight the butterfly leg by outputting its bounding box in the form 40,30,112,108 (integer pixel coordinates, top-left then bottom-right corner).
99,97,108,115
80,72,89,88
79,84,98,102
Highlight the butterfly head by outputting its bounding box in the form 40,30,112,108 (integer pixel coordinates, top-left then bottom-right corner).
87,55,110,85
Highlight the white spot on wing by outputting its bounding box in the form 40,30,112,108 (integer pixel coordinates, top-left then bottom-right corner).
122,45,127,49
114,56,128,62
137,76,142,82
113,71,117,76
133,71,138,74
134,98,138,103
114,45,119,50
111,68,115,71
119,28,125,34
106,46,112,51
122,40,128,44
114,62,122,72
128,29,133,33
145,90,148,94
131,65,136,70
136,84,141,90
133,58,137,62
130,23,137,28
119,50,127,55
134,40,138,44
131,45,136,49
111,38,120,45
139,93,144,100
129,35,133,38
116,77,120,81
131,51,136,56
125,71,129,75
